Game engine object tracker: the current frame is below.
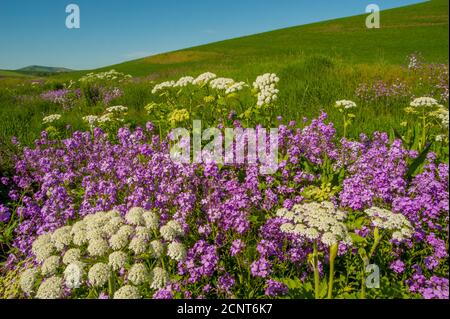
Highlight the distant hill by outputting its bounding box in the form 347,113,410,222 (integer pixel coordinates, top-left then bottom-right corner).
55,0,447,81
16,65,73,75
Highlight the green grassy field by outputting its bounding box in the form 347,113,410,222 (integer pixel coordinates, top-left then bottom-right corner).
0,0,448,147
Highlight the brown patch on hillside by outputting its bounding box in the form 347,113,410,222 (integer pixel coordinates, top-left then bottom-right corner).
142,50,222,65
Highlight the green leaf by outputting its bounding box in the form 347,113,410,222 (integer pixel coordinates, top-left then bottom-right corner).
407,141,433,180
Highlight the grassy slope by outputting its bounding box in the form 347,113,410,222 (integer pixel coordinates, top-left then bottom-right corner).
0,0,448,147
59,0,448,81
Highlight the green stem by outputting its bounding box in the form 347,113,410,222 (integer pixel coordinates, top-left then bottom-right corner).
327,243,338,299
313,240,320,299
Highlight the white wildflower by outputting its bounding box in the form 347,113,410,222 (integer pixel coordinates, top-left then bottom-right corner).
410,97,439,108
42,114,61,125
150,240,165,258
174,76,195,87
253,73,279,107
192,72,217,85
51,226,72,251
167,242,186,262
109,232,130,251
36,276,63,299
210,77,235,90
88,263,110,287
160,220,184,241
125,207,145,226
64,262,84,289
41,256,61,276
142,210,159,230
113,285,141,299
108,251,128,271
129,237,148,255
88,238,109,257
20,268,39,295
128,263,150,285
106,105,128,113
150,267,169,290
335,100,357,110
225,81,247,94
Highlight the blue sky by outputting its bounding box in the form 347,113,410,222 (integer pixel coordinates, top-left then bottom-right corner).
0,0,425,70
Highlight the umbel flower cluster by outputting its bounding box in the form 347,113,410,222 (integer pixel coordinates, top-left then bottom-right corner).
278,201,352,247
150,72,277,107
19,208,186,299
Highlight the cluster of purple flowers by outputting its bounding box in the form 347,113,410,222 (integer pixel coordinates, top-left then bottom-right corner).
355,79,411,103
41,89,81,109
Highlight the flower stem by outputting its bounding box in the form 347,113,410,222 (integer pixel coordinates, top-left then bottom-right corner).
313,240,320,299
327,243,338,299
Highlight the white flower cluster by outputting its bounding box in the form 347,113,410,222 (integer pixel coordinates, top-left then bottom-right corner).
209,77,235,90
253,73,280,107
152,80,176,94
42,114,62,125
174,76,195,88
435,106,449,130
364,207,413,242
82,115,99,127
106,105,128,113
192,72,217,85
79,69,132,83
335,100,357,110
225,82,247,95
278,201,352,247
410,97,439,108
20,208,186,299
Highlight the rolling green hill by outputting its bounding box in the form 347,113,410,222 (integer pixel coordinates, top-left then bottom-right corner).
59,0,448,81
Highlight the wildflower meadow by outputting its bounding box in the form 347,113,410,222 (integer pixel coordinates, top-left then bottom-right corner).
0,0,448,302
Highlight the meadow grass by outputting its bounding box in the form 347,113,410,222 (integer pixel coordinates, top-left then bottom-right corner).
0,0,448,147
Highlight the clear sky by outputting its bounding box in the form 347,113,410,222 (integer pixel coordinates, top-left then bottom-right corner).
0,0,425,70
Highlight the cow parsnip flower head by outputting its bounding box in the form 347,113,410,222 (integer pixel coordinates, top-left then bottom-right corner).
41,256,61,276
150,267,169,290
108,251,128,271
128,263,150,285
253,73,279,107
51,226,72,251
410,97,439,108
88,238,109,257
126,207,146,226
143,210,159,230
64,262,84,289
364,207,413,241
23,210,181,298
335,100,357,110
129,237,148,255
20,268,39,295
167,242,186,262
36,276,63,299
42,114,62,125
210,77,235,90
88,263,110,287
160,220,184,241
106,105,128,113
113,285,141,299
150,240,165,258
174,76,195,88
168,109,190,126
192,72,217,85
278,201,351,246
32,234,55,263
152,81,176,94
